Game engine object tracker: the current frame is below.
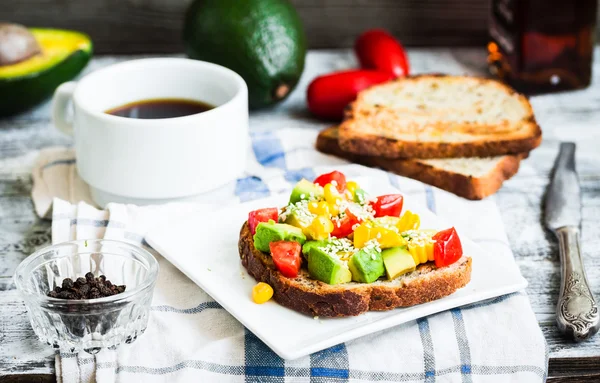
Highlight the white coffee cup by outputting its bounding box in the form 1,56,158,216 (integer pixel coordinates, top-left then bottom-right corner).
52,58,249,207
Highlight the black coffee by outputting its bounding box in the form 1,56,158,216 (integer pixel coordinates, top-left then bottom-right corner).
106,98,214,119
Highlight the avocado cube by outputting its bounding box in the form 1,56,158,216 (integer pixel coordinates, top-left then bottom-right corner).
253,220,306,253
302,240,331,256
382,247,416,280
308,247,352,285
349,248,385,283
353,188,368,205
289,179,324,204
284,208,312,233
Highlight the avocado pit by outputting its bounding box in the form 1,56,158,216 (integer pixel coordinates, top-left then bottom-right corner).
0,23,41,66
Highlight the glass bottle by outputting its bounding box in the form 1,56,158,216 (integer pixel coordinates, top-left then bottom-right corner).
488,0,597,94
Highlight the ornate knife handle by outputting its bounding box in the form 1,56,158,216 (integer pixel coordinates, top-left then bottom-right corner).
555,226,600,341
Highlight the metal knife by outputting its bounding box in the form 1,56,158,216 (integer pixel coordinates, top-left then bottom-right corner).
545,142,599,341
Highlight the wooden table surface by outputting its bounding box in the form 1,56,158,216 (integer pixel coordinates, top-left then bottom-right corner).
1,49,600,382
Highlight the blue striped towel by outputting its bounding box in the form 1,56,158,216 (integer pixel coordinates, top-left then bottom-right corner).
33,127,548,383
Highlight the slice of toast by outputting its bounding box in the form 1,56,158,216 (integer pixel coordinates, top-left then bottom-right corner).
239,222,472,318
338,74,542,159
317,126,524,200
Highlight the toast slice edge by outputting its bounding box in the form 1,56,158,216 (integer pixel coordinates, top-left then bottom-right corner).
338,74,542,159
317,126,525,200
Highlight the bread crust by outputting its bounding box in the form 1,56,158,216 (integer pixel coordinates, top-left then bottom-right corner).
239,222,472,318
338,74,542,159
317,126,525,200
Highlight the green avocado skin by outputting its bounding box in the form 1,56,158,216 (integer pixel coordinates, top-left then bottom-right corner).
183,0,306,109
0,49,91,118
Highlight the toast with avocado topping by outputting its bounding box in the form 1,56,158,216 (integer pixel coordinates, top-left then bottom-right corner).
239,222,472,317
338,75,542,159
239,170,472,317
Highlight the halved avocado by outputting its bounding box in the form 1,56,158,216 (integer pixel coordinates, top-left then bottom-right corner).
0,28,92,117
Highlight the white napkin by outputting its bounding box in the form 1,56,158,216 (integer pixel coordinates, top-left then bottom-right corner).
32,127,548,383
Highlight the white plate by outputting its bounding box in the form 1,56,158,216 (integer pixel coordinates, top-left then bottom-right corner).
146,177,527,360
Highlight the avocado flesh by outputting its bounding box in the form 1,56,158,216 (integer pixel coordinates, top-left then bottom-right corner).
253,221,306,253
382,247,416,280
349,248,385,283
289,179,323,204
353,189,368,205
0,28,92,117
284,209,313,236
301,240,330,256
308,247,351,285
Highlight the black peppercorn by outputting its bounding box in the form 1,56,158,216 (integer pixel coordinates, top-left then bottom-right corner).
48,275,126,300
62,278,74,289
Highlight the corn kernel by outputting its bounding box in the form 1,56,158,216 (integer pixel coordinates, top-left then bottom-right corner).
354,222,406,249
406,237,435,266
426,242,435,262
346,181,359,194
308,201,330,216
252,282,274,304
397,211,420,232
353,223,371,248
374,216,401,229
324,184,341,204
408,245,420,265
377,229,406,248
408,243,428,264
307,215,334,240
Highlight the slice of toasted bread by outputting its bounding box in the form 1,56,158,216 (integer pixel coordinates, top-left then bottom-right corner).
239,222,472,318
317,126,524,200
338,74,542,159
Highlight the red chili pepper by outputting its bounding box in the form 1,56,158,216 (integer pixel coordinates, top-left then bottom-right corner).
307,70,394,120
355,29,410,78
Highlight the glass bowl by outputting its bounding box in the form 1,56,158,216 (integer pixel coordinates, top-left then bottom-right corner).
14,239,158,354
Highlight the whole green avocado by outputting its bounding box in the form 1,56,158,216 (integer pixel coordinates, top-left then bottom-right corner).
183,0,307,109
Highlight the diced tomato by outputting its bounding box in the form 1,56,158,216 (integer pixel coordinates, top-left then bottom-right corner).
248,208,278,236
433,227,463,268
331,209,362,238
314,171,347,193
370,194,404,217
269,241,302,278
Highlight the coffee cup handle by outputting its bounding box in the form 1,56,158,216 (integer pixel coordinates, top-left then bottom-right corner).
52,81,77,136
